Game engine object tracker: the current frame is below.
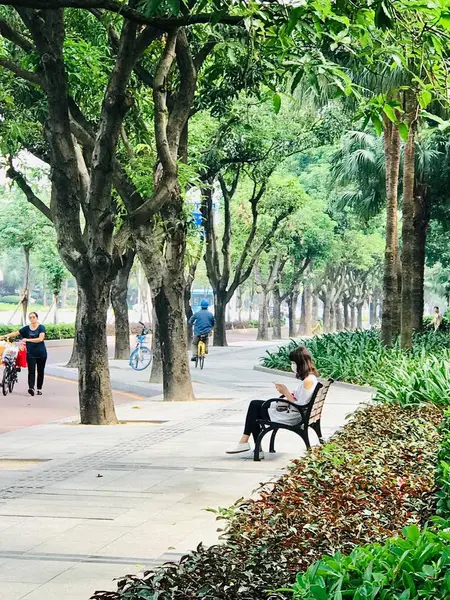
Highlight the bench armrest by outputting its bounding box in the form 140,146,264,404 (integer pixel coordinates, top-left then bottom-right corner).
260,397,305,414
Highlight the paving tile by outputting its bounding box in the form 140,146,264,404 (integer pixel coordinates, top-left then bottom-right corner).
31,524,132,555
0,582,39,600
0,559,75,583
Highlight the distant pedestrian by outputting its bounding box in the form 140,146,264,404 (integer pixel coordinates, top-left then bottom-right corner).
2,312,47,396
432,306,443,332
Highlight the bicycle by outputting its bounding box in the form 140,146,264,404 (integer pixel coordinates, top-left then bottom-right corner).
195,334,208,370
2,343,20,396
129,322,153,371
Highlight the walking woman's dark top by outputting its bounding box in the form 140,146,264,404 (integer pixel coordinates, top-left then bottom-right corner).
19,324,47,358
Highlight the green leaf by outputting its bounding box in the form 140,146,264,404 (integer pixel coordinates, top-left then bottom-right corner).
383,104,397,123
398,123,409,142
418,90,433,109
371,116,383,136
273,93,281,114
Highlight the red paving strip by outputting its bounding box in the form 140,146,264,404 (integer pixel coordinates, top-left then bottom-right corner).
0,373,142,435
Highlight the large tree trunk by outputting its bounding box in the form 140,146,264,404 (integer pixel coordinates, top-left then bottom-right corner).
350,304,356,330
257,290,269,341
66,288,81,368
272,288,282,339
77,279,117,424
150,307,163,383
111,249,134,360
329,303,336,333
411,187,427,332
213,291,228,347
400,101,417,349
298,288,306,335
381,120,401,346
369,295,377,327
237,286,243,322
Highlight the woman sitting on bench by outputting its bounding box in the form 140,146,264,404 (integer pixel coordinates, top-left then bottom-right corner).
226,346,319,458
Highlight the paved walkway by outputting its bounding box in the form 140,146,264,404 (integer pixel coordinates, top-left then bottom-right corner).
0,343,372,600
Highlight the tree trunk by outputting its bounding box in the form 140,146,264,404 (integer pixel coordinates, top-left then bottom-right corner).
77,280,117,424
322,294,330,333
381,120,401,346
329,303,335,333
248,286,255,321
237,286,243,322
350,304,356,330
289,291,299,337
312,292,319,324
66,288,81,368
213,291,228,346
343,298,350,329
400,101,417,349
304,284,312,335
111,249,134,360
298,288,306,335
257,290,269,341
150,307,163,383
369,295,377,327
411,187,427,331
335,302,343,331
272,288,282,339
185,286,194,343
22,246,30,325
357,302,364,329
53,293,59,325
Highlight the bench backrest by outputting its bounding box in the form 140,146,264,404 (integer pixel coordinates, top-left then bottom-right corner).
304,378,334,425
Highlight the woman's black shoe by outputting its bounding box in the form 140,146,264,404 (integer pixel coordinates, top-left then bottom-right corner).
37,390,42,396
28,388,35,397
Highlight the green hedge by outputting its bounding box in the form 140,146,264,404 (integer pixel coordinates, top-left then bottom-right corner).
0,295,21,305
262,330,450,407
0,323,75,340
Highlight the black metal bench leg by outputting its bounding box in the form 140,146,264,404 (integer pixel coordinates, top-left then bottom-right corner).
310,421,324,443
301,429,311,451
254,428,270,461
269,429,277,453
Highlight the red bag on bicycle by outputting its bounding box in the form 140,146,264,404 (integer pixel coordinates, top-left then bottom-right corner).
16,345,27,368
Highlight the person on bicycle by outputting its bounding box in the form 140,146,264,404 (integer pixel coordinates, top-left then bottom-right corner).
189,299,215,361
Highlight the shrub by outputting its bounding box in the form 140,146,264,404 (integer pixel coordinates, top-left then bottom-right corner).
284,521,450,599
0,323,74,340
0,295,21,305
91,404,443,600
435,410,450,519
262,330,450,406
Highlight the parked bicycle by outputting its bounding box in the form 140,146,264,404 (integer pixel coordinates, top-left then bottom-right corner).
129,322,153,371
194,334,208,370
1,343,20,396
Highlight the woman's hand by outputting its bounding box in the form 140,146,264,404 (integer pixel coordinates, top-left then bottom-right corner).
275,383,289,396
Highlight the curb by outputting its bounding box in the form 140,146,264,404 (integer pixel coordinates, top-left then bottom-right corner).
253,365,376,393
46,364,162,399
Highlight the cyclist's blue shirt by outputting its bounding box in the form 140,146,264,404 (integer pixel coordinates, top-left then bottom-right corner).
189,309,215,335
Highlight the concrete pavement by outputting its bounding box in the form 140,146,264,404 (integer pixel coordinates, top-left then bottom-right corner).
0,341,371,600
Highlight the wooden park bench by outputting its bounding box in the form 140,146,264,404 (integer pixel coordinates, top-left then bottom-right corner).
253,378,334,461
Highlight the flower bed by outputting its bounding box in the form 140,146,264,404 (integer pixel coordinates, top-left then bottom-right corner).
92,404,444,600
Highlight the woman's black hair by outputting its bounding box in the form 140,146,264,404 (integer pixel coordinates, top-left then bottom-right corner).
289,346,319,380
29,312,39,319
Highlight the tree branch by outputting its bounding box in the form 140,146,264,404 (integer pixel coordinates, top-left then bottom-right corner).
7,163,53,222
0,17,35,51
0,57,43,87
3,0,245,29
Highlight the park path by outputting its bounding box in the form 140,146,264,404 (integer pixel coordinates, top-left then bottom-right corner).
0,342,371,600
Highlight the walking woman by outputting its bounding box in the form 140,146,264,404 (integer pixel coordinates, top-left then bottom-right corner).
2,312,47,396
226,346,319,459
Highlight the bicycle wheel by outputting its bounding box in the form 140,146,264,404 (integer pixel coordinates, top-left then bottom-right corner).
130,346,153,371
2,369,9,396
8,368,16,393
